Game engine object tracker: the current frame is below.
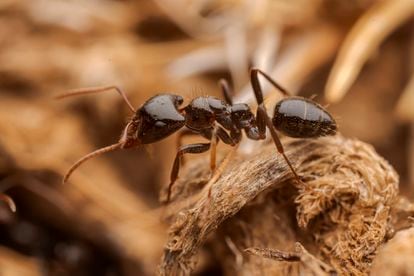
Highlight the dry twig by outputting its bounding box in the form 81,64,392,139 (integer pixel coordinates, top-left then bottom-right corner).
325,0,414,103
245,243,335,275
159,135,399,275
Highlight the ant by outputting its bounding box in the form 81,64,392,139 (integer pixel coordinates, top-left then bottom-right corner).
57,69,337,203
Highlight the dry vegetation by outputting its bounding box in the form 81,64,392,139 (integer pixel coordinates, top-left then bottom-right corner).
0,0,413,275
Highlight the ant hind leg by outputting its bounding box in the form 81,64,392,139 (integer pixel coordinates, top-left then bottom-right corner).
167,143,211,203
256,107,301,182
250,68,301,183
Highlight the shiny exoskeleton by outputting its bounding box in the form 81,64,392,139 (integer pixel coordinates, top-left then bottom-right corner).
273,97,336,138
58,68,337,203
249,68,337,182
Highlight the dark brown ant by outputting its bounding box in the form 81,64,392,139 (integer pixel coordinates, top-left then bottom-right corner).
57,69,337,203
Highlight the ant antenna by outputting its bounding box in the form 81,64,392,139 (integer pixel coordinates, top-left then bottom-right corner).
55,86,136,114
0,193,16,212
63,142,123,184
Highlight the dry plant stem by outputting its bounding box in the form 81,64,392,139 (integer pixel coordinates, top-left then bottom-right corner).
235,24,342,104
245,243,335,275
396,73,414,121
167,25,279,82
159,135,399,275
167,46,229,80
252,25,281,73
225,24,249,91
213,196,302,275
410,125,414,187
159,144,295,275
152,0,226,38
245,247,300,262
325,0,414,103
396,30,414,122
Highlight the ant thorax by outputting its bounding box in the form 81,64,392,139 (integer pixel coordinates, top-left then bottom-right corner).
184,96,230,131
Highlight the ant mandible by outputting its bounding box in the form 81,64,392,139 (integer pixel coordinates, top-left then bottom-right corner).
57,69,337,203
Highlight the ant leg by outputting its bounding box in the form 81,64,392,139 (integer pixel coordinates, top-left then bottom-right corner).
219,79,233,105
256,107,300,181
55,86,135,113
167,143,211,203
207,127,237,198
176,129,197,149
210,128,219,173
207,144,239,198
177,129,196,165
250,69,300,182
250,70,268,138
210,125,239,174
250,68,292,98
210,123,237,173
216,127,236,146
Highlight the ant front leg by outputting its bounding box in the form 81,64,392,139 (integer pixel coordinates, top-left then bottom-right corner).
250,69,301,183
176,129,199,165
167,143,211,203
256,107,300,181
210,128,219,174
176,129,197,149
207,126,237,198
208,125,236,174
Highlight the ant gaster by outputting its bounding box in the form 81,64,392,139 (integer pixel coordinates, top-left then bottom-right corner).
58,69,337,203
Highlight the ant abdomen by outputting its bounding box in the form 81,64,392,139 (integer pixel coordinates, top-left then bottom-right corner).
272,97,337,138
